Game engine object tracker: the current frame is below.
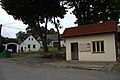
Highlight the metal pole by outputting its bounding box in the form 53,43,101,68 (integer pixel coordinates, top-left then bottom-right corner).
0,24,2,47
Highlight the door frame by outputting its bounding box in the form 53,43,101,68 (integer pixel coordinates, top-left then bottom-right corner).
71,42,79,60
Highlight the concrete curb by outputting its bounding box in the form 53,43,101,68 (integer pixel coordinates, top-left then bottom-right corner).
8,57,117,71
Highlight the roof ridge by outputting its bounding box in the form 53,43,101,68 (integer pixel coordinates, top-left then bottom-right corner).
67,20,116,29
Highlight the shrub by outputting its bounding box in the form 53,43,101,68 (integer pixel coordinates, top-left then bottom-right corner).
0,45,5,53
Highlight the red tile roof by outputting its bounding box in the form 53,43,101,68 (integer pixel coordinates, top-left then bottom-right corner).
62,20,117,38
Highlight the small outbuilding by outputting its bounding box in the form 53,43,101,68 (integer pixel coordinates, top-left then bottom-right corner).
62,20,117,61
3,38,19,53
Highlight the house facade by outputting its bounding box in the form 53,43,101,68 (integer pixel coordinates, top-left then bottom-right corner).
62,20,117,61
20,35,40,52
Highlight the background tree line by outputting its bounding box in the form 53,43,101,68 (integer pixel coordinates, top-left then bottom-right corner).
16,27,57,41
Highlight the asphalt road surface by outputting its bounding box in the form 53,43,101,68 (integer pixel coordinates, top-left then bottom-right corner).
0,59,120,80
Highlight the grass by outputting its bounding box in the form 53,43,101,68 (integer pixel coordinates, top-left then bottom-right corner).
0,47,66,59
39,47,66,54
48,47,66,60
11,52,40,58
49,47,66,53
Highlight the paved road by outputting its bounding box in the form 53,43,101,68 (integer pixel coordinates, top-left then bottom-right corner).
0,59,120,80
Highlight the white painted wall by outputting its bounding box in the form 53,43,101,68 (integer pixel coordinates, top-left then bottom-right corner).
20,35,40,52
60,40,66,47
65,33,116,61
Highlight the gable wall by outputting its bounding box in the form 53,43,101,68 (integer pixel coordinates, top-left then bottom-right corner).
65,33,116,61
20,35,40,52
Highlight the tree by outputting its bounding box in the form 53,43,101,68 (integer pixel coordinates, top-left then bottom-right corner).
16,25,39,42
26,26,32,35
48,28,57,34
26,25,39,39
1,0,67,52
53,18,62,50
64,0,120,25
49,18,62,50
16,31,27,41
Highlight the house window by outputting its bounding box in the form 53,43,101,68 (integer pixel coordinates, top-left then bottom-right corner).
32,38,33,40
28,44,30,48
33,45,36,49
21,47,23,52
24,47,26,50
92,41,104,53
29,38,30,40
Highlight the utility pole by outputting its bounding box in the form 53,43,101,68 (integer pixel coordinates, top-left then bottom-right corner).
0,24,2,47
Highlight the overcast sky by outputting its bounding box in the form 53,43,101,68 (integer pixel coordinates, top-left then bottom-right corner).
0,5,76,38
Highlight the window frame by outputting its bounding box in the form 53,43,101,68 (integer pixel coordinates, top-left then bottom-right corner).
92,41,105,53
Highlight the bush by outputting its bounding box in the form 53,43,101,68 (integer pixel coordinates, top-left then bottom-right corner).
0,46,5,53
0,53,2,57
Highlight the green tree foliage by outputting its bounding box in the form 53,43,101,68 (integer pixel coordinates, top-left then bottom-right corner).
53,18,62,50
49,18,62,50
1,0,67,52
16,25,39,42
64,0,120,25
48,28,57,34
26,26,40,39
16,31,27,41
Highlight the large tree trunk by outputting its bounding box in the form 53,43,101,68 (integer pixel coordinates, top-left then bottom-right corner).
57,31,61,50
54,17,61,50
31,19,49,53
43,17,49,52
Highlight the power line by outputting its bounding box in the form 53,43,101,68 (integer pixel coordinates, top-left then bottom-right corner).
3,25,24,30
3,22,21,26
3,28,12,37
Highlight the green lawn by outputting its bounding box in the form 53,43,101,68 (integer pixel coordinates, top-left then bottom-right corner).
49,47,65,53
11,47,66,58
0,47,66,60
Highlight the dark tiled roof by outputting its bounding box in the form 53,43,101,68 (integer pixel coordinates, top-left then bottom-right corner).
4,38,18,44
62,20,117,38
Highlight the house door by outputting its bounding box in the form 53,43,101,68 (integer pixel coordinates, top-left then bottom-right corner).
21,47,23,52
71,42,78,60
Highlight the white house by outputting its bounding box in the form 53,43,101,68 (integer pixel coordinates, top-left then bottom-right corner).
20,35,40,52
62,20,117,61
